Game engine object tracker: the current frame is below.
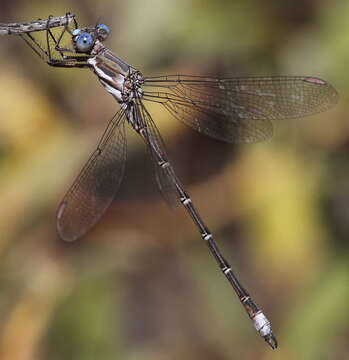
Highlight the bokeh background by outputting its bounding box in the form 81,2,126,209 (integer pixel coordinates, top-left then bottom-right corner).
0,1,349,359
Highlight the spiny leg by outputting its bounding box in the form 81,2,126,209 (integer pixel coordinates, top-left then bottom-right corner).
20,32,49,62
19,14,78,65
43,15,90,67
54,12,79,54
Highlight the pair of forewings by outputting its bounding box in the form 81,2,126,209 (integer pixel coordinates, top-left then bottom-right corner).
55,75,338,241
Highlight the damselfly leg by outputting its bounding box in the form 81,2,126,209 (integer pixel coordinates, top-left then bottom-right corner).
20,13,90,67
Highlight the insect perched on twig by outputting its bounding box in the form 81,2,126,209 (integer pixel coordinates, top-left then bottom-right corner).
2,12,339,349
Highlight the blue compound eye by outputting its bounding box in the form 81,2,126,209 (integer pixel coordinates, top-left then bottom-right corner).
96,24,110,41
75,32,94,52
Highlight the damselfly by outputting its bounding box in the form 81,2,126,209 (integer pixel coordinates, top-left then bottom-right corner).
7,13,339,349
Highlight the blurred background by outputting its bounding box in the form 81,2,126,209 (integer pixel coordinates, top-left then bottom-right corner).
0,0,348,359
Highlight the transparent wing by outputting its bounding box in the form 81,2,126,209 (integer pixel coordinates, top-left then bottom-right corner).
135,99,180,208
142,75,338,143
57,108,127,241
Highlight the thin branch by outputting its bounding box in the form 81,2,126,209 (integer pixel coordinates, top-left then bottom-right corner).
0,13,75,36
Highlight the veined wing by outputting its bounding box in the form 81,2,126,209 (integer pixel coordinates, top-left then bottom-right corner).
142,75,338,143
134,99,180,208
57,108,127,241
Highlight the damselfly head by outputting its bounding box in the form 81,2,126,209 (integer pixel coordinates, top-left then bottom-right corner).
71,24,109,53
